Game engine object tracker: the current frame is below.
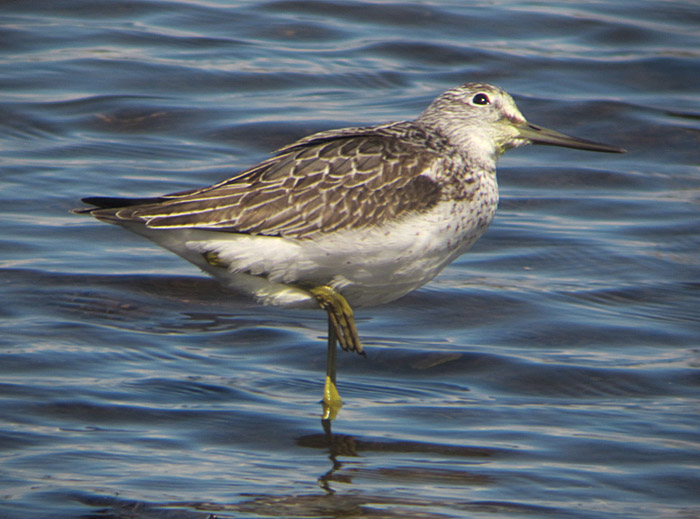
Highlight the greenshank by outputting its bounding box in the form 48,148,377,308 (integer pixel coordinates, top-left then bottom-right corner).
76,83,625,417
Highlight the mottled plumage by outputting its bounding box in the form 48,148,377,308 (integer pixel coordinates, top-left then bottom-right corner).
76,82,624,414
84,122,460,238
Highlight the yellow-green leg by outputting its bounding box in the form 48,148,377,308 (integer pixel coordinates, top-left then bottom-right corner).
310,285,362,354
323,320,342,420
310,285,363,420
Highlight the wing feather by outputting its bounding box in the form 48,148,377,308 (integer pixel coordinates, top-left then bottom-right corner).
84,122,446,239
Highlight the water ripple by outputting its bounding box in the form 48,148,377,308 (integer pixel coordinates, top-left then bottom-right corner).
1,1,699,518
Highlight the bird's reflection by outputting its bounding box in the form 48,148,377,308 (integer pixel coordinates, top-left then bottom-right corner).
298,417,502,494
317,417,356,493
295,417,366,493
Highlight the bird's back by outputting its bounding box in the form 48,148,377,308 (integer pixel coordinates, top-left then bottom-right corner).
77,117,499,308
80,121,459,238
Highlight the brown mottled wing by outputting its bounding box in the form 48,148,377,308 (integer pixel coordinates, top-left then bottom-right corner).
89,123,444,239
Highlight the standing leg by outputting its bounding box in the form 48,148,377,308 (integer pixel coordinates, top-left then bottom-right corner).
311,285,363,420
323,318,343,419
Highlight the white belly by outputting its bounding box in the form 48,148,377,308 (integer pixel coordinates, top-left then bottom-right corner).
127,181,498,309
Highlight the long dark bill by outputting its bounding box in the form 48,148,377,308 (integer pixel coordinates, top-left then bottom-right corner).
518,123,626,153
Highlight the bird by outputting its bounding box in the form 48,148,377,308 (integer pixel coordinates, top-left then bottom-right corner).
75,82,625,418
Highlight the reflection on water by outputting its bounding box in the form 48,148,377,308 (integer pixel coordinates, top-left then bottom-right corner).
70,417,513,519
2,0,700,518
305,418,499,495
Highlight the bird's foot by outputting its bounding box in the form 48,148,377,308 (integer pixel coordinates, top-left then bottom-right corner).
322,375,343,420
310,285,363,354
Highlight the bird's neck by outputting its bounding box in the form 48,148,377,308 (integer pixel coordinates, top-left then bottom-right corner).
428,122,500,175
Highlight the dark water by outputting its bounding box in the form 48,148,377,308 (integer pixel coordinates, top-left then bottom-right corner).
2,1,699,518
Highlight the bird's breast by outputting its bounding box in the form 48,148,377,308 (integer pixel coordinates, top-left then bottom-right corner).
291,176,500,308
176,171,499,309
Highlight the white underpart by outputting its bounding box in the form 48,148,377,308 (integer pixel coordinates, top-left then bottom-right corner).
126,166,499,310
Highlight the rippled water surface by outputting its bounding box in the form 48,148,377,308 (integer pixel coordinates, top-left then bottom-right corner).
2,1,699,518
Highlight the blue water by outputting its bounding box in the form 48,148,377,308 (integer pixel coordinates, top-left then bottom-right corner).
1,1,699,518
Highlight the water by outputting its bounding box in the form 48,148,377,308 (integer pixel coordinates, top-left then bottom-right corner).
1,1,699,518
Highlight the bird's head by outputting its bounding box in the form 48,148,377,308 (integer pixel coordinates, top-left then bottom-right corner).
417,83,625,167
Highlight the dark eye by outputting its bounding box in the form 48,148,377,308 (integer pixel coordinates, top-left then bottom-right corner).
472,93,490,105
